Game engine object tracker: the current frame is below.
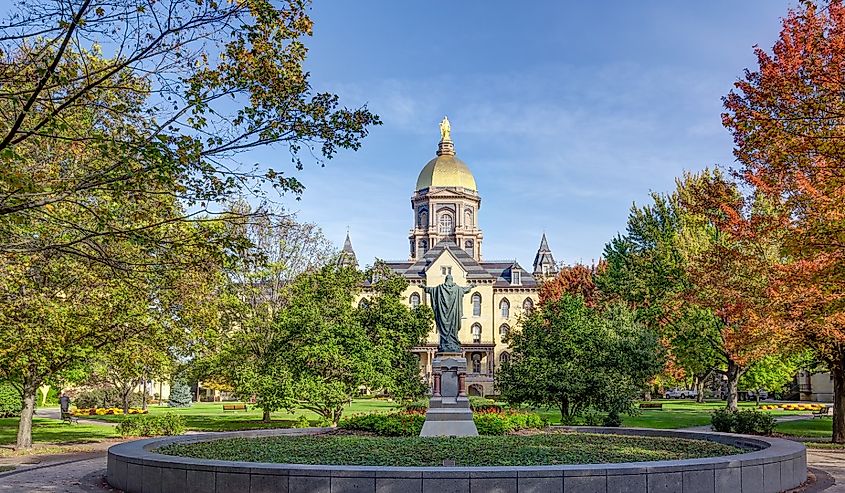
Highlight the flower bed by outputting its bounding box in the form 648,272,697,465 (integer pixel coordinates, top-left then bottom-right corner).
759,403,825,411
72,407,149,416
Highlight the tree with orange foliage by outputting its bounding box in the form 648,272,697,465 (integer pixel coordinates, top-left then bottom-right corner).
539,263,604,307
677,170,786,411
723,0,845,441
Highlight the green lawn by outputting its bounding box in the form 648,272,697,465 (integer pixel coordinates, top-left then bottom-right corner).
157,432,741,466
775,418,832,438
78,399,399,432
536,400,794,429
0,417,118,446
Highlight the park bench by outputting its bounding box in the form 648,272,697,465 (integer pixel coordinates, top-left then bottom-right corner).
222,403,248,412
639,402,663,410
61,411,79,424
812,405,833,418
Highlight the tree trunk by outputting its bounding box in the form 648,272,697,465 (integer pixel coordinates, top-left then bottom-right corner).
725,360,742,411
142,374,147,411
832,360,845,444
643,390,652,402
16,377,38,450
262,408,271,422
755,391,761,406
695,374,706,403
559,398,570,424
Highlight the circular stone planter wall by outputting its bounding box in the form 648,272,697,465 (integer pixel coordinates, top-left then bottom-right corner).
106,426,807,493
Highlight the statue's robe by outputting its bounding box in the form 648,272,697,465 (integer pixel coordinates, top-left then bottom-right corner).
424,280,473,353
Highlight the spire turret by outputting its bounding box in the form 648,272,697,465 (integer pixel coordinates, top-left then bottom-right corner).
338,230,358,269
533,233,558,278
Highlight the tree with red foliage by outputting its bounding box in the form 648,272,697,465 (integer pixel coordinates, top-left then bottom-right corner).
723,0,845,442
539,263,604,307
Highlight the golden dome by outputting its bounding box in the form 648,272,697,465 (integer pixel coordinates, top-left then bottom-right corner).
415,154,477,191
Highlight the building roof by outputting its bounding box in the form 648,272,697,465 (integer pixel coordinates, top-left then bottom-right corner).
379,239,538,288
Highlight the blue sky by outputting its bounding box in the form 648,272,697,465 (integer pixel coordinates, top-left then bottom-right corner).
269,1,793,268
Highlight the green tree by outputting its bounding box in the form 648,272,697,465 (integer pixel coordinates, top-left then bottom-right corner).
356,262,433,401
597,185,720,403
205,204,334,421
0,0,380,264
497,294,663,422
168,380,193,408
272,264,367,425
741,354,808,404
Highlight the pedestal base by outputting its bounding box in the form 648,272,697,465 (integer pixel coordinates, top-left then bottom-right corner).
420,354,478,437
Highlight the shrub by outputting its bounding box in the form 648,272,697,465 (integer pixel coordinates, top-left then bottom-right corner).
711,409,734,433
0,383,20,417
73,388,145,409
292,415,310,428
473,411,546,435
116,413,185,437
402,399,428,414
168,381,192,408
710,409,775,435
603,410,623,427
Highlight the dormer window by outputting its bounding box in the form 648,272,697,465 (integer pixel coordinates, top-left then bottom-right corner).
511,269,521,285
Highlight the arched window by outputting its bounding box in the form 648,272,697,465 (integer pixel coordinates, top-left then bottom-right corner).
472,293,482,317
439,213,453,234
499,324,510,338
464,239,474,256
418,239,428,254
500,352,511,364
500,298,510,318
471,353,482,373
471,323,482,343
465,209,474,226
409,293,420,308
523,298,534,314
418,210,428,228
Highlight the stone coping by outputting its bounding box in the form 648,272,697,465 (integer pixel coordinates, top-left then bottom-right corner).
107,426,807,493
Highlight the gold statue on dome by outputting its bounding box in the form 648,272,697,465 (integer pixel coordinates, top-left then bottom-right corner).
439,116,451,141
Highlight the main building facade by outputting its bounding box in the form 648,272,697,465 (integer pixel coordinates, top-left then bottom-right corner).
342,119,559,396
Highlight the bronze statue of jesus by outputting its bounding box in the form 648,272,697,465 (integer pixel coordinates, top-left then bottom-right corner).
424,274,475,353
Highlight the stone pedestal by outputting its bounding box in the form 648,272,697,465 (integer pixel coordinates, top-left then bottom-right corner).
420,353,478,437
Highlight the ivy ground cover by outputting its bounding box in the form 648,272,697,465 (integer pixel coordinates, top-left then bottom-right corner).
157,432,741,466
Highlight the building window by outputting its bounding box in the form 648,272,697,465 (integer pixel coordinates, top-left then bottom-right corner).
464,239,474,256
439,213,453,234
409,293,420,308
471,353,482,373
465,209,474,226
471,323,481,343
511,269,521,285
472,293,481,317
418,239,428,254
499,324,510,338
500,299,510,318
500,352,511,364
358,299,368,309
542,264,549,276
440,266,452,276
523,298,534,314
418,209,428,228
